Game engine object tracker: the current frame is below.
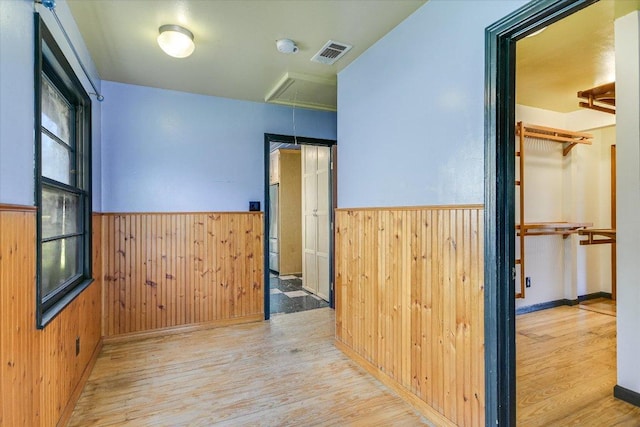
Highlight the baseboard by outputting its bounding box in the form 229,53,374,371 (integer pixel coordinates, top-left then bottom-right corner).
103,314,264,344
57,338,103,427
334,339,456,427
516,292,612,315
614,385,640,408
577,291,612,302
516,299,567,314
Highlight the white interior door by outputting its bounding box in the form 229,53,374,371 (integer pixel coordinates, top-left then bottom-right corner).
302,146,318,295
315,147,330,301
302,145,330,301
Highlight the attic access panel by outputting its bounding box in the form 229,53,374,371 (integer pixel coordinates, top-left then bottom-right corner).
265,72,337,112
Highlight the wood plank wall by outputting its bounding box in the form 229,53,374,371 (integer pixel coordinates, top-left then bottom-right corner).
101,212,264,337
335,206,484,427
0,208,102,427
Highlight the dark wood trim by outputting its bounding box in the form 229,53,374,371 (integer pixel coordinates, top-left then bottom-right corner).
264,133,337,147
35,13,94,328
263,133,337,320
263,134,270,320
614,385,640,408
515,299,568,315
576,291,612,303
515,292,612,315
0,203,37,212
34,12,44,328
484,1,598,424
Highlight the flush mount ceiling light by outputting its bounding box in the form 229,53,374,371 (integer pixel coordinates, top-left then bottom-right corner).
157,24,195,58
276,39,299,54
525,27,547,38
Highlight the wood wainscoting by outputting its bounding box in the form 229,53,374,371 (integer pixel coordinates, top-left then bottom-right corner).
101,212,264,338
0,207,103,426
335,205,484,427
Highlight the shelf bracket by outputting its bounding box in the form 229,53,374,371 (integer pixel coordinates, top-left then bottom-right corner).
563,142,577,156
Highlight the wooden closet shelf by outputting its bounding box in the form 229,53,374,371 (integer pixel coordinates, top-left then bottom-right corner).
516,123,593,155
578,82,615,115
514,122,595,299
578,228,616,245
516,222,592,237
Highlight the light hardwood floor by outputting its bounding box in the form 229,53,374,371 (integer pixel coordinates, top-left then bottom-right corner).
517,300,640,426
578,297,617,317
68,308,433,426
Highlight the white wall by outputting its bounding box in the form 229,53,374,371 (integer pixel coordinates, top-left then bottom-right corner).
514,106,615,309
337,0,528,208
615,10,640,396
0,0,102,209
101,81,336,212
582,126,615,295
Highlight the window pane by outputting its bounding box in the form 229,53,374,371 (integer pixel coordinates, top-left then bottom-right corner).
42,133,71,184
42,187,80,239
41,236,80,298
41,75,71,143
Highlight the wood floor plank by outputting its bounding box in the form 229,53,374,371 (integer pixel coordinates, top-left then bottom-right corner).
68,308,435,426
517,302,640,426
579,298,617,317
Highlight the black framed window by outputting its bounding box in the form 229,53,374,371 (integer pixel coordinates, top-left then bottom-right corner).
35,14,92,327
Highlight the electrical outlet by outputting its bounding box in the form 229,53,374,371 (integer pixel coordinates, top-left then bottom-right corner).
76,337,80,356
525,277,531,288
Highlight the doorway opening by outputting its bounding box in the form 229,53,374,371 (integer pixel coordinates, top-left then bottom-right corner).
485,0,604,424
512,3,622,423
263,133,337,320
486,0,640,423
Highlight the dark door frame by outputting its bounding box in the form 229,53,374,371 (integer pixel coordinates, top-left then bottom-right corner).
263,133,337,320
483,0,598,424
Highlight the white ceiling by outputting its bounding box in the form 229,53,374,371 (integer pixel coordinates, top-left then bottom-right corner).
67,0,427,108
513,0,640,113
516,0,616,113
67,0,630,114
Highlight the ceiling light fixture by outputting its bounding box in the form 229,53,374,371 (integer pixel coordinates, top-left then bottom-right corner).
525,27,547,38
157,24,195,58
276,39,299,54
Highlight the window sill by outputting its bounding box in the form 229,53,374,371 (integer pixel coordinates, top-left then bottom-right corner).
38,277,94,329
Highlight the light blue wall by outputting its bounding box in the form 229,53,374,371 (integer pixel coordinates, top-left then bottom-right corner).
337,0,527,208
101,81,336,212
0,0,102,209
0,0,34,206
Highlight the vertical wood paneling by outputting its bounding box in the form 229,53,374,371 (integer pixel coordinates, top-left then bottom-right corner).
0,208,38,426
335,205,484,427
101,212,264,337
0,208,102,427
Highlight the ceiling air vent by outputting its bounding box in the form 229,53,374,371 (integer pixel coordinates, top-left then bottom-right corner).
310,40,352,65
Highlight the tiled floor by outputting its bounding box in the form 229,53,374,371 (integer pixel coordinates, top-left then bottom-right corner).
269,273,329,315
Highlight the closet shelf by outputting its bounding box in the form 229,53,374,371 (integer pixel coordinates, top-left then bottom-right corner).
578,82,615,115
516,222,592,238
578,228,616,245
516,123,593,155
514,121,594,299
